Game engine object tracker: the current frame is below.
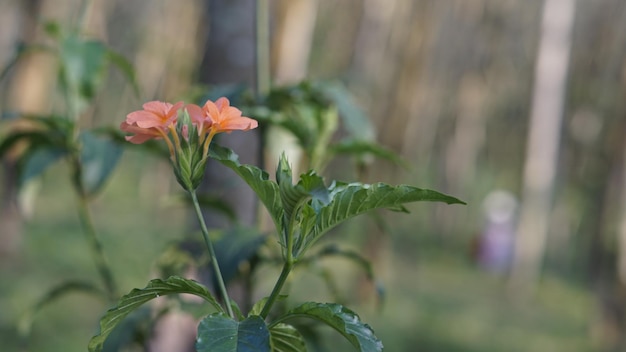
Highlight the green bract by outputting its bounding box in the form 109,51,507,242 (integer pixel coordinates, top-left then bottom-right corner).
172,110,209,192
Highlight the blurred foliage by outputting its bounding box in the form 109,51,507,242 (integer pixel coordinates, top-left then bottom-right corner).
1,0,625,351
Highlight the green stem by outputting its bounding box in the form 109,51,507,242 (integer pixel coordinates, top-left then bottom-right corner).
256,0,271,98
259,261,293,319
260,197,301,319
190,191,235,319
72,157,118,301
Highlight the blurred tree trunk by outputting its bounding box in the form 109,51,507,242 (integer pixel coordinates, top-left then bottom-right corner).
198,0,261,228
619,75,626,289
350,0,438,301
509,0,575,293
266,0,318,179
273,0,317,85
0,0,45,262
590,121,626,349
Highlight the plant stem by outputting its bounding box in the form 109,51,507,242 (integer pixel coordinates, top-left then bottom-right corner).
76,192,118,301
260,198,299,319
259,261,293,319
190,191,235,319
256,0,271,97
72,158,118,301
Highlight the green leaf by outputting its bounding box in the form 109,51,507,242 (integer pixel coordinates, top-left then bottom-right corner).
295,244,380,304
0,116,73,188
297,170,330,211
330,139,409,169
249,299,266,318
58,34,108,114
80,131,123,196
274,302,382,352
43,21,62,38
89,276,222,352
297,182,465,256
276,155,310,229
249,295,288,317
106,49,139,95
22,114,75,132
270,323,307,352
0,115,72,159
313,244,375,280
313,81,375,142
19,280,106,337
20,147,67,187
101,306,152,352
196,314,271,352
208,143,283,234
214,227,266,283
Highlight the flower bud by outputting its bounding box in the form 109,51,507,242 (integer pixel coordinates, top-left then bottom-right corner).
171,109,208,191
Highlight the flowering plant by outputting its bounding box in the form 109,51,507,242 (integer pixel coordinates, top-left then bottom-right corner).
87,98,464,352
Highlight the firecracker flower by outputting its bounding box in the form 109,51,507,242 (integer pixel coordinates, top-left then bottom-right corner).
186,97,258,159
121,98,258,191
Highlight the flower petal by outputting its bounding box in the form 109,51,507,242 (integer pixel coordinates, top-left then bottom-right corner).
186,104,206,125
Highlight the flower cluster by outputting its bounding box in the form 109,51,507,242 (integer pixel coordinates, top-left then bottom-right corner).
121,97,258,191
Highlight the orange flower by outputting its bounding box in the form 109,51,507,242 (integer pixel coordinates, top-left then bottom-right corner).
121,101,184,144
187,97,258,157
201,97,258,134
121,98,257,191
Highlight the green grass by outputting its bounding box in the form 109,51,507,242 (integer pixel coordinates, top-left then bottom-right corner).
315,249,596,352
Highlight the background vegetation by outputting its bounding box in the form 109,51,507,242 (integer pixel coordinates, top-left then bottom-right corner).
1,0,625,351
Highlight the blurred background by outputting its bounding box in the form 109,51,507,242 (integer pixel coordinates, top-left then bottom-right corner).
1,0,626,351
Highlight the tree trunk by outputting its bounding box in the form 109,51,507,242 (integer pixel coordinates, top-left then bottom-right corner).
266,0,319,180
509,0,576,293
0,0,45,262
198,0,261,228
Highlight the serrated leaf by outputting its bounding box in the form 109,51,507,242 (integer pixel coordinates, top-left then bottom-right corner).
297,182,465,256
297,170,330,211
19,280,106,337
270,323,307,352
274,302,382,352
80,131,123,196
196,314,270,352
208,143,283,234
89,276,222,352
101,306,152,352
276,155,310,229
